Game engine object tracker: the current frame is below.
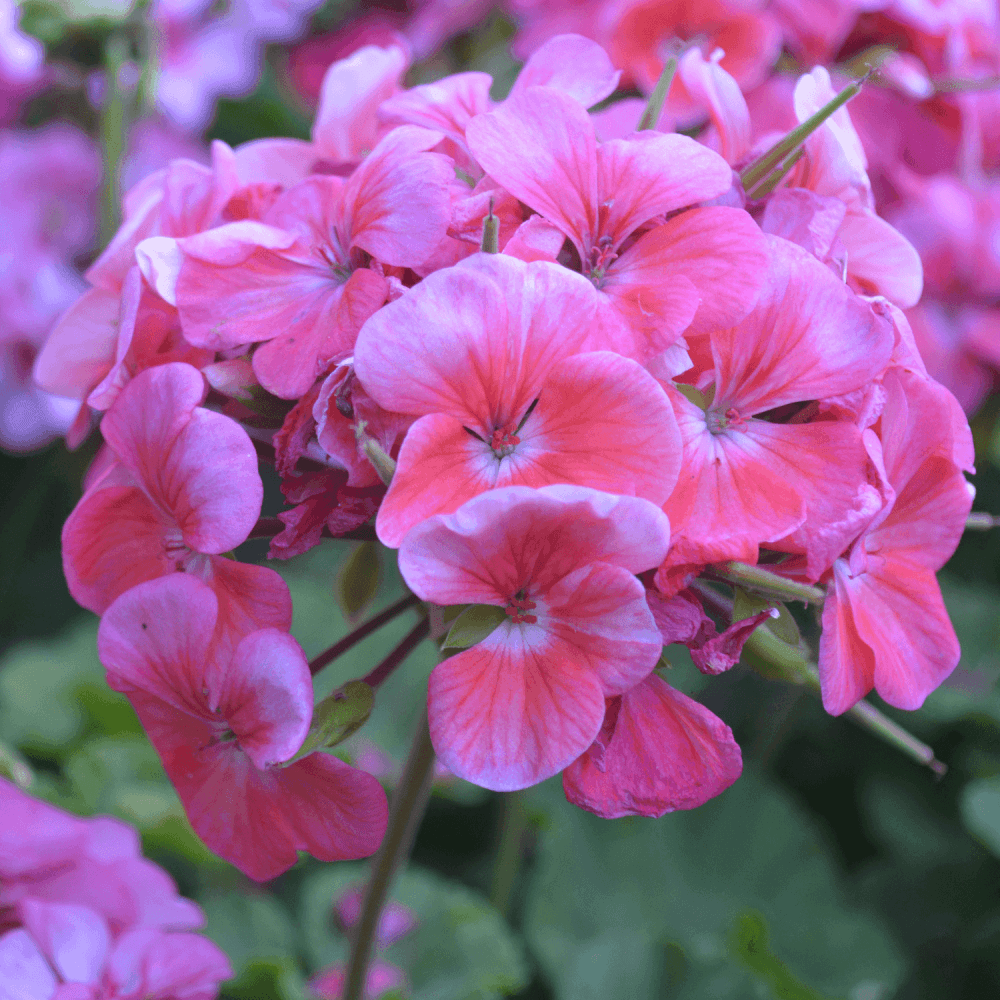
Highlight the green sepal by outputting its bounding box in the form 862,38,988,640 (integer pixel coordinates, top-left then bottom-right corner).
286,681,374,764
336,540,381,621
732,587,802,647
442,604,508,650
673,382,708,410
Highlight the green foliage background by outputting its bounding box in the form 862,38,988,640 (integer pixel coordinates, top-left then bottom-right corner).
5,7,1000,998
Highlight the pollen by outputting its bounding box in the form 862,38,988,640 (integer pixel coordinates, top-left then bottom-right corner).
504,590,538,624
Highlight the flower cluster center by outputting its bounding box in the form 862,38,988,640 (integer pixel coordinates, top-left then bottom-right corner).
490,423,521,457
504,589,537,624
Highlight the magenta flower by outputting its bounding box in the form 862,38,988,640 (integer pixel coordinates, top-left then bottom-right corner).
466,85,767,360
399,485,671,791
175,125,454,398
61,362,290,651
355,253,681,546
562,673,742,818
818,368,975,714
662,236,893,574
97,574,389,881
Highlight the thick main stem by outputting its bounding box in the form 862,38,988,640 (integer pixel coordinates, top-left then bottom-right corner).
308,595,420,677
490,790,528,919
362,618,431,688
342,713,436,1000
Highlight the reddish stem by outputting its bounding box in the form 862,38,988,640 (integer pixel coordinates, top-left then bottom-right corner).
362,618,431,688
309,595,421,677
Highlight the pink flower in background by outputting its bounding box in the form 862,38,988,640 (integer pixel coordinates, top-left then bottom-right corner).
61,362,291,652
97,574,389,881
0,0,44,124
399,485,671,791
0,777,232,1000
355,253,682,546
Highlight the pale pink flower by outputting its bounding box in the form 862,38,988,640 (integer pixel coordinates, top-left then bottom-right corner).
97,574,389,881
355,253,682,547
398,485,671,791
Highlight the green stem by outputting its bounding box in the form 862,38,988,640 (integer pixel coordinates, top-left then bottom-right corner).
847,700,946,776
739,74,867,192
709,561,825,605
100,34,130,244
745,146,805,200
966,513,999,531
637,54,678,131
342,713,437,1000
481,197,499,253
490,790,528,919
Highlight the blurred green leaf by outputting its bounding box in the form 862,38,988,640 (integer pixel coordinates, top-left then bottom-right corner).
299,864,529,999
294,680,374,759
202,893,303,1000
0,618,104,757
961,776,1000,858
337,541,382,621
523,771,905,1000
731,910,831,1000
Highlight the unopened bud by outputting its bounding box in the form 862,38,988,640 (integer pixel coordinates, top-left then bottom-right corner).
481,198,499,254
355,419,396,485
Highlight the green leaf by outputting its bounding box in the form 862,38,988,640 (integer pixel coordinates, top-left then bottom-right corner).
291,681,374,761
299,865,530,999
523,770,905,1000
337,541,382,621
731,911,832,1000
961,776,1000,857
443,605,508,650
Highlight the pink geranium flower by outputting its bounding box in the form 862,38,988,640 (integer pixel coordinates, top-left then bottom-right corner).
466,85,767,361
398,485,671,791
818,368,974,714
0,899,231,1000
562,672,742,817
662,236,892,575
97,574,389,881
175,125,454,398
355,253,682,547
61,362,290,651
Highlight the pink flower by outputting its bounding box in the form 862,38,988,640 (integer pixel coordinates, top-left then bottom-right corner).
61,362,290,652
309,959,406,1000
398,485,671,791
355,253,681,547
562,673,742,817
0,779,203,934
466,86,767,361
175,125,454,398
662,236,892,576
0,900,232,1000
97,574,389,881
818,367,974,714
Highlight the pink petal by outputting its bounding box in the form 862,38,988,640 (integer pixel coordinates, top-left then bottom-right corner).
62,482,173,614
399,485,670,605
594,132,733,249
213,628,312,770
206,558,294,659
18,900,109,985
341,124,454,267
427,627,609,791
512,34,621,109
839,210,923,309
759,188,847,263
97,574,218,719
676,48,750,164
712,236,891,415
0,929,57,1000
823,553,959,712
502,216,565,263
312,45,409,162
379,72,493,146
103,927,232,1000
466,87,598,252
33,288,119,399
354,254,599,423
101,363,262,553
646,588,714,646
562,674,742,817
817,560,876,716
631,207,769,333
690,609,776,675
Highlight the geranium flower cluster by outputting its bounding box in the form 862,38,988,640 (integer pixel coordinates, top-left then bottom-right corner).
0,777,232,999
34,32,974,881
